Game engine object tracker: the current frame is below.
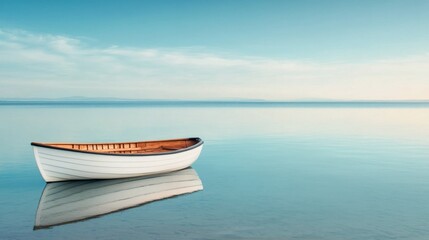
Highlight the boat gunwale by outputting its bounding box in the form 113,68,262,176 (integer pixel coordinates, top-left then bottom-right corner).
31,137,203,156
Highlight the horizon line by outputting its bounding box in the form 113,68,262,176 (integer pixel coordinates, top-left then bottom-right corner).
1,99,429,106
1,96,429,102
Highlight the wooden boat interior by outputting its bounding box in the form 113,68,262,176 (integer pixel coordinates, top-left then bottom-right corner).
33,138,200,154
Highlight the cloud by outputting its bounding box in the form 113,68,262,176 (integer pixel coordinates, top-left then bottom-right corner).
0,28,428,100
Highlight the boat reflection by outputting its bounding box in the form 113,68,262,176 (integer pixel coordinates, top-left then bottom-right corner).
34,168,203,230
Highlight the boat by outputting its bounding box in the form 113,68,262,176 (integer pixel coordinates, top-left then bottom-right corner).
31,137,203,182
34,168,203,230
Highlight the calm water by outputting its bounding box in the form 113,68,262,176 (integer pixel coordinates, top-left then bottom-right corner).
1,103,429,239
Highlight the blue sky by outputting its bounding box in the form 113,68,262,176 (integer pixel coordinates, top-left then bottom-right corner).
0,0,428,100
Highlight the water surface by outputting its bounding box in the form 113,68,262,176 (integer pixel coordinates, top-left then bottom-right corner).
1,103,429,239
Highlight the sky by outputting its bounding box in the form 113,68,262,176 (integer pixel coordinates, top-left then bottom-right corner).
0,0,428,100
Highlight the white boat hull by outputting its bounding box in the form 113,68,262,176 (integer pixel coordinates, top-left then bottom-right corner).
34,168,203,229
33,144,203,182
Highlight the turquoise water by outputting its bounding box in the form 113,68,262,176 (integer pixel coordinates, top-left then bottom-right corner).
1,103,429,239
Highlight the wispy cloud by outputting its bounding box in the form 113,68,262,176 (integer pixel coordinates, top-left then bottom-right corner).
0,29,428,100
